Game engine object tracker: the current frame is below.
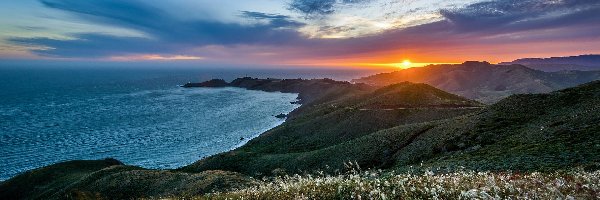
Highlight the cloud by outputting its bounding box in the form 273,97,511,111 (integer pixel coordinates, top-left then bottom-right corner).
279,0,600,62
110,54,204,61
11,34,174,58
9,0,305,58
8,0,600,63
240,11,305,28
288,0,371,15
440,0,600,33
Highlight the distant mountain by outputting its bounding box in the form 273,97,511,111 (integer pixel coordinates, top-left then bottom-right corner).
500,55,600,72
353,61,600,103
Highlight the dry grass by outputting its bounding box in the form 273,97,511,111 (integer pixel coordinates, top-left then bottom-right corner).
201,168,600,200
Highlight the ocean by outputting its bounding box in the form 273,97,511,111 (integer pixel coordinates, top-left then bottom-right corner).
0,66,381,181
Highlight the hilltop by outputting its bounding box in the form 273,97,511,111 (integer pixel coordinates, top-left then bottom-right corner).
353,61,600,103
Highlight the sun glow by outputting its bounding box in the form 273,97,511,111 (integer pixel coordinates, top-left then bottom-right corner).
402,60,411,68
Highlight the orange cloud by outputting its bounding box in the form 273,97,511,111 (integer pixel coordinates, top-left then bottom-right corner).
110,54,204,61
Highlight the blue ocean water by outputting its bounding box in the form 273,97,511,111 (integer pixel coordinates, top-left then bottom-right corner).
0,67,382,181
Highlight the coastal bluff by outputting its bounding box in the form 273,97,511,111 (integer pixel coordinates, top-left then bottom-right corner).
183,77,374,110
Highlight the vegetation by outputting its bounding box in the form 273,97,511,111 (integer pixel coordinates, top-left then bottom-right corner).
2,79,600,199
420,80,600,172
0,159,255,199
204,169,600,199
182,82,483,175
0,159,123,200
185,81,600,176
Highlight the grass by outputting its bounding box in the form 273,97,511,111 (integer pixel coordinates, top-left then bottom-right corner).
0,158,124,200
0,159,255,200
421,80,600,172
203,169,600,199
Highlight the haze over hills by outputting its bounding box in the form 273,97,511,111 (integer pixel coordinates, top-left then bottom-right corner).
353,61,600,103
501,55,600,72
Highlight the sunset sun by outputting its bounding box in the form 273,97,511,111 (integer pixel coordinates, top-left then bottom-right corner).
402,60,411,68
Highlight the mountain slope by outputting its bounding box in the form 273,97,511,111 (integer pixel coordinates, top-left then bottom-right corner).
186,80,600,176
417,80,600,171
501,54,600,72
353,61,600,103
0,159,255,199
182,82,483,175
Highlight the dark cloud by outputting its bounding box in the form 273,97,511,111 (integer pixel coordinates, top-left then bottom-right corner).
11,34,173,58
240,11,305,28
288,0,371,15
440,0,600,33
289,0,336,15
10,0,305,58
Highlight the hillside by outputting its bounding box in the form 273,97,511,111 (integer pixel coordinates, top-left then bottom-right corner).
353,61,600,103
418,80,600,171
2,79,599,199
0,159,255,199
501,55,600,72
185,80,600,176
181,82,483,175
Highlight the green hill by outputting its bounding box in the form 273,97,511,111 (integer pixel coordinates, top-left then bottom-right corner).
0,159,254,199
182,82,483,175
417,80,600,171
185,80,600,176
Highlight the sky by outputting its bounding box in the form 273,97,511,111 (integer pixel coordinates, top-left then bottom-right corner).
1,0,599,69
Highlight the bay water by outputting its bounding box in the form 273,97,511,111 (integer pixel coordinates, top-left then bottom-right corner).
0,66,380,180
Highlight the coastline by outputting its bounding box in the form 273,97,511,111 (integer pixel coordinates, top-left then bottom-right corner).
4,76,600,199
0,85,300,181
229,96,301,151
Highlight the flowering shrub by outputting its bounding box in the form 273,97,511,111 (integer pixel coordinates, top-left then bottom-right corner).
203,169,599,199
